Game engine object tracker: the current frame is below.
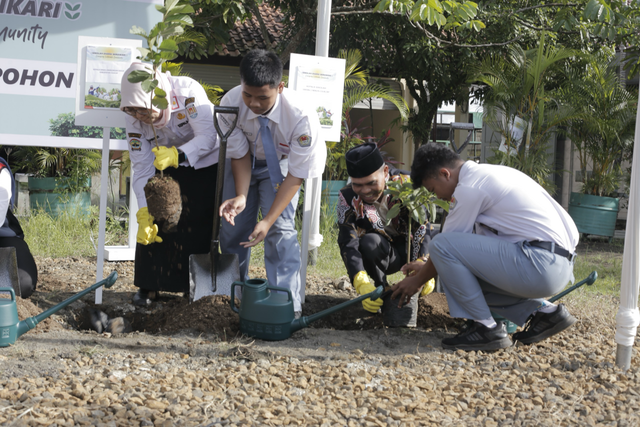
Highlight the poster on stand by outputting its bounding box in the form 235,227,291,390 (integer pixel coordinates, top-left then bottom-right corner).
288,53,345,143
84,46,134,110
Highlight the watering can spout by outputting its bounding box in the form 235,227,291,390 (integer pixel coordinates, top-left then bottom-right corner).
290,285,385,334
9,271,118,343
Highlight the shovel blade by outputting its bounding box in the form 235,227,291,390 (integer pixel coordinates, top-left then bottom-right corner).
189,252,240,303
0,248,21,298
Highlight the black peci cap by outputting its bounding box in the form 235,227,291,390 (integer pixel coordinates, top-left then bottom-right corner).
345,142,384,178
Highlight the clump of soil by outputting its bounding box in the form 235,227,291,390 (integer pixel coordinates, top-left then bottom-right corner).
15,298,64,333
144,174,182,233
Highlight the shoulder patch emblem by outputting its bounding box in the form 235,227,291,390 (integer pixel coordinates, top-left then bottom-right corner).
187,104,198,119
129,139,141,151
128,133,141,138
297,134,311,147
185,97,195,106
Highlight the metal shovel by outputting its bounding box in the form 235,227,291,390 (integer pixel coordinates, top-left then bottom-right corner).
0,248,20,298
189,106,241,302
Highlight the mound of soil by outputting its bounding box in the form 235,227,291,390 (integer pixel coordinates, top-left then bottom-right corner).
18,257,456,340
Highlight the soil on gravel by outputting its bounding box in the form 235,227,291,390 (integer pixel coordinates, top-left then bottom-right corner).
15,260,456,342
12,237,617,342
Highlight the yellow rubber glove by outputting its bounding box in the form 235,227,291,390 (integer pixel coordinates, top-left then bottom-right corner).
152,146,179,170
421,278,436,296
353,271,383,313
136,207,163,245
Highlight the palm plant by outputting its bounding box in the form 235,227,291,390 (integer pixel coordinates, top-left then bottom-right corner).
470,33,577,191
324,49,410,182
561,51,637,197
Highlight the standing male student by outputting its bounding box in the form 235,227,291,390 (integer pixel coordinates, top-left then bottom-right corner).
218,49,326,318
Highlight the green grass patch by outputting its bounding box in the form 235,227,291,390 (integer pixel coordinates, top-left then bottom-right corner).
22,206,128,258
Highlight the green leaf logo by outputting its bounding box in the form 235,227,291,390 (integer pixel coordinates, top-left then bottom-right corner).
64,2,82,20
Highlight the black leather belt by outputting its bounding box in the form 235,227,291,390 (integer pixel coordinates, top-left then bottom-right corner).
528,241,576,262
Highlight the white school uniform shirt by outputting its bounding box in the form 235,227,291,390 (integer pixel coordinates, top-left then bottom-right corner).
220,86,326,179
0,167,10,227
443,161,579,252
125,76,219,209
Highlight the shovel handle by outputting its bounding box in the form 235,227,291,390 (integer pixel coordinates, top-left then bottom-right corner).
210,106,240,291
214,106,240,142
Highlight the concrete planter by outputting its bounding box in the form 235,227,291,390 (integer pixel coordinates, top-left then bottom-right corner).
568,192,619,240
28,176,91,217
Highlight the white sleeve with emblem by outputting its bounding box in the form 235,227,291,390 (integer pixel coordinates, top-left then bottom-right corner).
287,109,326,179
125,117,156,210
171,78,218,167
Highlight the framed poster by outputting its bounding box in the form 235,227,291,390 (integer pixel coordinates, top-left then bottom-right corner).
288,53,345,143
83,46,134,110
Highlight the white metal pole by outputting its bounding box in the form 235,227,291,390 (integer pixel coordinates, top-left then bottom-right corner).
300,0,332,303
615,90,640,370
95,127,111,304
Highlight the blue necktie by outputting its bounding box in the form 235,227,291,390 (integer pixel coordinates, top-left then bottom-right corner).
258,116,294,219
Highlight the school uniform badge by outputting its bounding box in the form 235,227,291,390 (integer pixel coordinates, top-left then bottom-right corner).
128,133,141,138
171,95,179,110
185,97,198,119
297,134,311,147
177,112,186,120
129,139,141,151
449,196,456,210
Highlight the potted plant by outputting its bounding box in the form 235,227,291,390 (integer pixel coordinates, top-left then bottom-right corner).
562,51,637,240
323,49,409,207
10,112,125,216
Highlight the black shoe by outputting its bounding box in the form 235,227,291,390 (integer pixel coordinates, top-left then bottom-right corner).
442,321,512,351
133,289,156,307
513,304,576,345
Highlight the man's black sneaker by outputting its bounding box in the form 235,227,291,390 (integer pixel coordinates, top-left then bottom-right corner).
512,303,577,345
132,289,157,307
442,321,513,351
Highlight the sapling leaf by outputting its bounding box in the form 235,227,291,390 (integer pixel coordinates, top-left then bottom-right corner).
136,48,151,60
153,97,169,110
154,87,167,98
141,78,158,93
130,26,148,37
160,51,179,61
127,70,152,83
386,204,402,225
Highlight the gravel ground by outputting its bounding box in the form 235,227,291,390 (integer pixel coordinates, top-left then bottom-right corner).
2,246,640,426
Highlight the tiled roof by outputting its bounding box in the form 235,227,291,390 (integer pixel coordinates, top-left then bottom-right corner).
214,4,284,57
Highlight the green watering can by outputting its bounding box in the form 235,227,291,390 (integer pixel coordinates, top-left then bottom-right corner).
231,278,384,341
0,271,118,347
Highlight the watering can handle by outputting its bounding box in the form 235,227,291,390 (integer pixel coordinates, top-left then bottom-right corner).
230,283,293,313
267,286,293,301
230,281,241,313
0,288,15,302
